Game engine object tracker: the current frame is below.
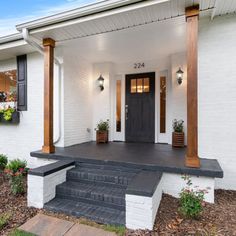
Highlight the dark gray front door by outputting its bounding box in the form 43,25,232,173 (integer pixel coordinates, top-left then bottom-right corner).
125,72,155,142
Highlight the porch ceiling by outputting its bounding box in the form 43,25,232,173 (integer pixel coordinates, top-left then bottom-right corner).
58,16,186,63
28,0,217,44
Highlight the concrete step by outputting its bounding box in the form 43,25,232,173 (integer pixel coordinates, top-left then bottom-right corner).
56,181,125,210
67,166,138,186
44,197,125,226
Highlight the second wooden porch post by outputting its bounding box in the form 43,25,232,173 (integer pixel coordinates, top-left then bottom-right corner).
185,5,200,168
42,38,55,153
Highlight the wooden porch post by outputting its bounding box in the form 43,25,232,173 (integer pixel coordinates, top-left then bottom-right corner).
185,5,200,168
42,38,55,153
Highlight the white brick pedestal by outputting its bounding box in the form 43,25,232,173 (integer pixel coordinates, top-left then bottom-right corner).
126,180,162,230
28,161,75,208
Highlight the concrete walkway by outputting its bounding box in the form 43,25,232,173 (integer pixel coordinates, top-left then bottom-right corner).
19,214,117,236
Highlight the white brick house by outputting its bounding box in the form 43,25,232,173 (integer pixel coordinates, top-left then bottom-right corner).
0,0,235,229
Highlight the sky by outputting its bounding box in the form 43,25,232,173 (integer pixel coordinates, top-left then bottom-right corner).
0,0,99,36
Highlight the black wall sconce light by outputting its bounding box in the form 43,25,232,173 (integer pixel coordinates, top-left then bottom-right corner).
98,75,105,91
176,67,184,85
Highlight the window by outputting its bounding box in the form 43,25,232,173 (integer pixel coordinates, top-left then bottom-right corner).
0,70,17,103
131,79,136,93
143,78,150,92
130,78,150,93
116,80,121,132
160,76,166,133
0,55,27,111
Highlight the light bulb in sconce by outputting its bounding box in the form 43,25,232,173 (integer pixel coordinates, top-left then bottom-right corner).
97,75,105,91
176,67,184,85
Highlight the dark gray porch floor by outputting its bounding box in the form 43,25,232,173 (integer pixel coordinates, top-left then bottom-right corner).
31,142,223,178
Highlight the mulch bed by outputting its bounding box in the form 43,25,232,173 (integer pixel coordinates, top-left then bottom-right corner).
0,176,38,236
0,175,236,236
127,190,236,236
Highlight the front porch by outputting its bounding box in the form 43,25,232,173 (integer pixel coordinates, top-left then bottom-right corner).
31,1,202,169
31,142,223,178
24,0,224,230
29,142,222,229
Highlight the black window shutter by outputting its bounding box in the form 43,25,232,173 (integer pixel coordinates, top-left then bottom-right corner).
17,55,27,111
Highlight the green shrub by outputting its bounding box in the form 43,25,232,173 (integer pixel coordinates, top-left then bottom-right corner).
5,159,27,195
6,159,27,174
9,174,25,195
0,154,8,170
0,213,11,230
179,175,208,219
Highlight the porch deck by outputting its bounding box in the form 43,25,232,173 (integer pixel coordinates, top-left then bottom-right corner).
31,142,223,178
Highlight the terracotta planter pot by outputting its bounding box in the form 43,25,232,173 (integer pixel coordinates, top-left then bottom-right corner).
96,130,108,144
172,132,184,147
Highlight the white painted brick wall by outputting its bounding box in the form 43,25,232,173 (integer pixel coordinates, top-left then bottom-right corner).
126,181,162,230
0,52,60,167
0,54,44,167
63,54,93,146
170,53,187,144
199,15,236,190
92,62,114,141
27,165,74,208
161,173,215,203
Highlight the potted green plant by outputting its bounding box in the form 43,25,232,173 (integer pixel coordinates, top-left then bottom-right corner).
0,107,20,123
96,120,109,144
172,119,184,147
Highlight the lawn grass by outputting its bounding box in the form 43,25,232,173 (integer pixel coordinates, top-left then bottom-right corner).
102,225,126,236
79,218,126,236
0,213,11,230
8,229,36,236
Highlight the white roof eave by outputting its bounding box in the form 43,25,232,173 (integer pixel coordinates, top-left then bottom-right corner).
0,33,23,45
16,0,145,32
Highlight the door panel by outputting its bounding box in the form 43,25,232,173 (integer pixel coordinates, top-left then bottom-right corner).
125,72,155,142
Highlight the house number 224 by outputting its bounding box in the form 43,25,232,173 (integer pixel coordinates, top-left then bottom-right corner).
134,62,145,69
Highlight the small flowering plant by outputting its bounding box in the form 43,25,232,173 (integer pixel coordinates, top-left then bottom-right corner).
179,175,210,219
5,159,27,195
5,168,25,195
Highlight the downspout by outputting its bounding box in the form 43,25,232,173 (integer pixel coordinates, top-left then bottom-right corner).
22,28,62,145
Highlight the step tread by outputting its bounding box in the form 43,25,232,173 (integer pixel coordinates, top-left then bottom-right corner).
57,181,125,207
57,180,126,196
69,166,138,177
44,197,125,225
76,163,140,172
67,167,138,186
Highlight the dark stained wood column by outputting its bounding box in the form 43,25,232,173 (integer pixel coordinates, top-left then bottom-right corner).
42,38,55,153
185,5,200,168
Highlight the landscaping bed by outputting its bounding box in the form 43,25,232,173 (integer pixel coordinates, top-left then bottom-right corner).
0,178,38,236
127,190,236,236
0,175,235,235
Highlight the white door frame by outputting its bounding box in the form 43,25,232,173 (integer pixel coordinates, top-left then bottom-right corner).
112,70,169,143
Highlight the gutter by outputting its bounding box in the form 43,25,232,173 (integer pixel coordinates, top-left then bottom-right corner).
22,29,62,145
0,33,23,45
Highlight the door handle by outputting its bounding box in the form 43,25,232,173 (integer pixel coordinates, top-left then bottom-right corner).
125,105,129,120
